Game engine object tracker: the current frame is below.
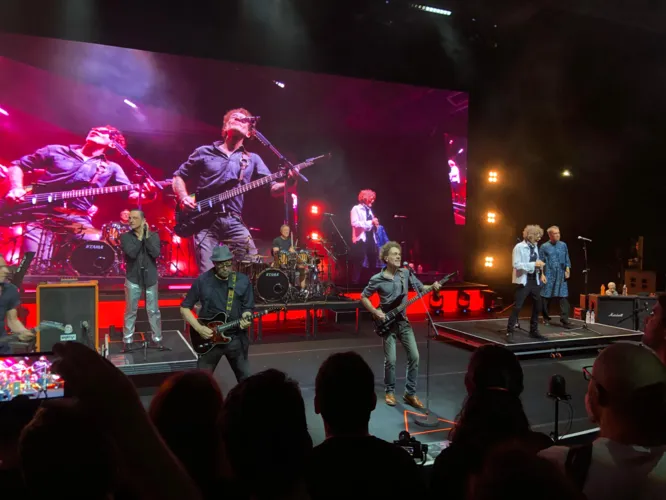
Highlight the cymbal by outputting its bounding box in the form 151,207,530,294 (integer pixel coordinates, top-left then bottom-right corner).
53,206,89,217
63,223,101,235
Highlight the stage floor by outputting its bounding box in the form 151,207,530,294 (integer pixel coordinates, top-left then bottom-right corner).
434,316,643,356
130,319,601,453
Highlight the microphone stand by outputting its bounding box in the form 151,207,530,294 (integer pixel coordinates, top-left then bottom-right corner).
408,269,444,428
112,141,163,210
251,127,308,227
570,239,602,335
324,214,350,293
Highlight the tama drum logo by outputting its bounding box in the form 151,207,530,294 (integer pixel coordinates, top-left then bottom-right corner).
609,313,624,317
85,244,106,250
266,271,281,277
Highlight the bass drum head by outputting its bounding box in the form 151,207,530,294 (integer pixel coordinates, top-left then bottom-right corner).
69,241,117,276
256,268,290,303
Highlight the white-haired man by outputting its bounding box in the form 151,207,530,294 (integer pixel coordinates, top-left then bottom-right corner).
539,226,573,328
506,225,546,339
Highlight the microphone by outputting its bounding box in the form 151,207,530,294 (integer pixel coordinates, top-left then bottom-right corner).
323,212,336,217
394,215,407,219
238,116,261,124
578,236,592,242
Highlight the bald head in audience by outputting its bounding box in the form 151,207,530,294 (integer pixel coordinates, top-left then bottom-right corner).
586,342,666,446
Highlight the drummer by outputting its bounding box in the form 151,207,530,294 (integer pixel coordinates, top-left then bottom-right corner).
119,208,131,227
272,224,306,289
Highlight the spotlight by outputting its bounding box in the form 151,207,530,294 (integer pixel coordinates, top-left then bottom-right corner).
310,231,320,241
457,290,471,314
484,256,494,268
123,99,138,109
310,204,320,215
273,80,285,88
561,169,572,177
488,171,498,183
486,212,497,224
0,107,8,116
429,290,444,316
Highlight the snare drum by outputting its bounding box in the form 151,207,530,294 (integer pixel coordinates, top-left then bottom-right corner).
256,268,290,302
68,241,117,276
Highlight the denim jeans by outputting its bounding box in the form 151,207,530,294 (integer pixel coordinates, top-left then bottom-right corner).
383,319,420,396
197,333,250,383
193,215,257,273
123,279,162,343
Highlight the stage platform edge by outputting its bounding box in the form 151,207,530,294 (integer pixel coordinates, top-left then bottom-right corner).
433,316,644,356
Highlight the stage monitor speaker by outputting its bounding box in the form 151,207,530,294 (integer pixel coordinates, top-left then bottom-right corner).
636,296,658,332
588,294,637,330
36,281,99,352
624,270,656,295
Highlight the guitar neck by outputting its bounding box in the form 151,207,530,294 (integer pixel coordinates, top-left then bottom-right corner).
22,180,170,206
384,272,456,321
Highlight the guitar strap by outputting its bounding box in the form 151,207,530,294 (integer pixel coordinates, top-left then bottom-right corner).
225,272,237,320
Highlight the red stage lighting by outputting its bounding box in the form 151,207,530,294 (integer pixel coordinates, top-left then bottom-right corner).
310,204,320,215
310,231,320,241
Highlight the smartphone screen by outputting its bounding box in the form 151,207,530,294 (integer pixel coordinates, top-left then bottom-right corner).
0,352,64,401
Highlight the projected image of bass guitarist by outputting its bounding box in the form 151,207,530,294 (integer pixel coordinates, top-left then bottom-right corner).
3,126,156,265
172,108,299,273
360,241,441,410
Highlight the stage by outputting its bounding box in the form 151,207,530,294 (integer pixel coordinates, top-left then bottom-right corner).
433,316,644,357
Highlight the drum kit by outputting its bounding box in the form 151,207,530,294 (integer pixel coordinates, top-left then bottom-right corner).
228,240,333,303
5,212,180,277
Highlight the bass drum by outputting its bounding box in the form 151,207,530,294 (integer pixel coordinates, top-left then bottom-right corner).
69,241,117,276
256,268,290,303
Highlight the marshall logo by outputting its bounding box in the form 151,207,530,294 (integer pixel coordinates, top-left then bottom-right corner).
609,312,624,317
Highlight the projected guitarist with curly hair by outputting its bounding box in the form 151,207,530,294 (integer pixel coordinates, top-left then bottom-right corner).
360,241,441,409
4,125,156,264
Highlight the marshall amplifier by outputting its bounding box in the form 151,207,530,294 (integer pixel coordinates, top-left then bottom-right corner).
636,296,658,332
588,294,637,330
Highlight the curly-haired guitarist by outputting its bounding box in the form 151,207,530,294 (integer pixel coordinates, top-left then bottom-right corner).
359,241,441,408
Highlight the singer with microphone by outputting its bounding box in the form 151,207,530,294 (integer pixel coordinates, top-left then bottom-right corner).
120,210,163,350
506,225,546,340
5,125,156,265
360,241,441,409
172,108,299,273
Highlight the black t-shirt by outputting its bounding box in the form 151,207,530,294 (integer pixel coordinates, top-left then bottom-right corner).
306,435,426,499
180,270,254,322
0,283,21,354
272,236,292,253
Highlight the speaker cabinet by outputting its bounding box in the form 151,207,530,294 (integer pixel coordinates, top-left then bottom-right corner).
588,294,637,330
36,281,99,352
624,270,656,295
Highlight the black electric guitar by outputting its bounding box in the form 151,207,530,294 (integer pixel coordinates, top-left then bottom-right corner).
190,307,283,355
174,154,330,237
374,271,458,336
0,180,172,223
